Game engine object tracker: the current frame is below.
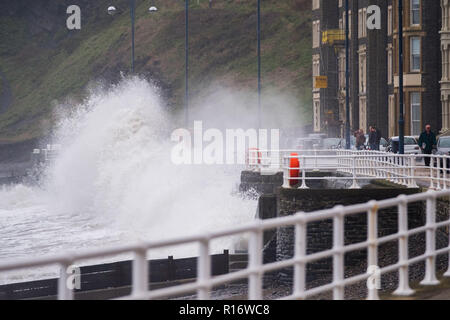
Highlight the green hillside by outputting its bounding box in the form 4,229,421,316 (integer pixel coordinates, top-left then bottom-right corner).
0,0,312,143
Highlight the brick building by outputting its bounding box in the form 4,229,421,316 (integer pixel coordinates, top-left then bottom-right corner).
312,0,444,138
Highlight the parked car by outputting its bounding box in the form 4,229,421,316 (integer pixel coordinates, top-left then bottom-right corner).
296,137,323,150
436,136,450,155
323,138,342,149
308,133,328,140
434,136,450,170
387,136,421,156
337,136,356,150
379,138,389,152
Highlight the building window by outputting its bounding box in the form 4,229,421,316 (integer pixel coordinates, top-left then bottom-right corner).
358,8,367,38
410,92,421,135
314,100,321,132
312,0,320,10
411,0,420,26
410,37,421,72
359,97,367,132
313,20,320,48
338,49,346,91
388,5,393,36
387,47,393,84
312,54,320,91
343,11,352,38
389,95,396,137
358,46,367,94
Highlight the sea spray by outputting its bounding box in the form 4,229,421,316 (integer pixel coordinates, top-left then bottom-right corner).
44,77,256,254
0,78,258,283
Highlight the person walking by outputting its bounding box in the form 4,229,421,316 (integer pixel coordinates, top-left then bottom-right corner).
375,126,382,151
355,129,366,151
368,126,377,151
418,124,437,167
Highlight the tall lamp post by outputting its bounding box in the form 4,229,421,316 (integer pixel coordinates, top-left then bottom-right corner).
345,0,351,150
257,0,262,130
185,0,189,128
398,0,405,154
108,1,158,74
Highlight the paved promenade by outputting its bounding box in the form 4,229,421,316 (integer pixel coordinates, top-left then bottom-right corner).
385,275,450,300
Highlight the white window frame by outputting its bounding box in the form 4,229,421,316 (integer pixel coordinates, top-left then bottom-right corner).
410,37,421,72
410,0,421,26
410,92,421,136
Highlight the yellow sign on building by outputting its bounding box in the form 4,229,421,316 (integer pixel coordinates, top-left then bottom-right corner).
314,76,328,89
322,29,345,45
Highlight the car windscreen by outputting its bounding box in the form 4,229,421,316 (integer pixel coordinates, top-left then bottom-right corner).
323,138,340,147
439,138,450,148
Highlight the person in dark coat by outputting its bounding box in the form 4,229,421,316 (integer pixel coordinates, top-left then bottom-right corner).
375,127,382,151
418,124,437,167
368,126,377,150
355,129,366,150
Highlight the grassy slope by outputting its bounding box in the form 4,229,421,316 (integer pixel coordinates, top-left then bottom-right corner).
0,0,312,143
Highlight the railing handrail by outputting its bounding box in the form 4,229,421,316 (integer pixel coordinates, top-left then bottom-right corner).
1,189,450,300
246,149,450,190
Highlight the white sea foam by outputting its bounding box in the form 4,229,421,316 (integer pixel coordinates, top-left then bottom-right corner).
0,78,257,284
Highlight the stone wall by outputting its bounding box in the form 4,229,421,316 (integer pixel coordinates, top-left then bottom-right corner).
240,171,283,195
242,170,449,292
276,187,449,288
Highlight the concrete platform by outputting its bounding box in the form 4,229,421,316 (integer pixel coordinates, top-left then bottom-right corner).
383,274,450,300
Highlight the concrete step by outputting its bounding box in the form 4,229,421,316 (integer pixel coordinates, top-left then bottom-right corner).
229,253,248,262
229,261,248,270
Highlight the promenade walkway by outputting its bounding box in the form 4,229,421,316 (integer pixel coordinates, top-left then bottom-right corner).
385,275,450,300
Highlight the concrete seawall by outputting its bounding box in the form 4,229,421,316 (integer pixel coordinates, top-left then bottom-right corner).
242,171,450,295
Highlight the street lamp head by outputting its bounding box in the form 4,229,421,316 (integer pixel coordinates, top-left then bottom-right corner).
107,6,117,15
148,6,158,13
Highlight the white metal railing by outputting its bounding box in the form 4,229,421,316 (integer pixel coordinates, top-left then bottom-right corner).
246,149,450,190
32,144,60,163
0,190,449,300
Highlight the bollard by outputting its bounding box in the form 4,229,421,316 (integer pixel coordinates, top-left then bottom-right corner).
289,153,301,188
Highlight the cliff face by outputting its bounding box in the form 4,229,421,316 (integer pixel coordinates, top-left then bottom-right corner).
0,0,312,143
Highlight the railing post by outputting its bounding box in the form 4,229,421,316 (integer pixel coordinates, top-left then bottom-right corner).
333,206,345,300
294,214,307,299
393,196,415,296
420,191,440,286
370,153,375,177
58,260,74,300
282,155,291,189
350,155,360,189
376,154,381,178
278,150,283,172
381,154,386,179
443,157,448,190
408,155,418,188
197,240,211,300
248,228,263,300
429,156,435,190
336,150,341,172
314,148,319,172
445,207,450,277
299,164,309,189
367,201,380,300
132,247,148,298
402,156,408,186
395,156,400,185
436,156,441,190
387,156,392,182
